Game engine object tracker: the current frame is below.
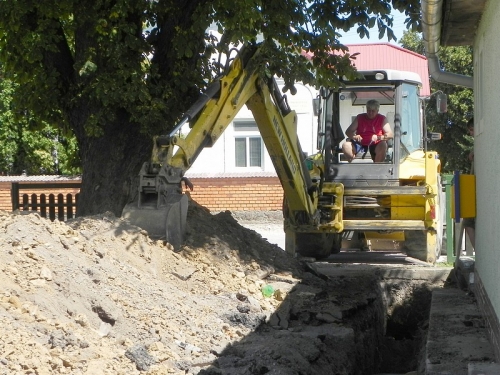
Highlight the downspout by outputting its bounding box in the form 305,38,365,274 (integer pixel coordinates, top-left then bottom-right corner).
421,0,473,88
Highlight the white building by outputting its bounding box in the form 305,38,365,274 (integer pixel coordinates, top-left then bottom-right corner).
185,81,318,176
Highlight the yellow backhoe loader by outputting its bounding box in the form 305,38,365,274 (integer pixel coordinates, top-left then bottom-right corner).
122,43,444,263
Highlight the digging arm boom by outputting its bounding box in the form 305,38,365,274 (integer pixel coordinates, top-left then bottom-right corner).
124,43,319,247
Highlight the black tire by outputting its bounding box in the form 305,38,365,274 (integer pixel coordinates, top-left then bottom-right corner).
403,230,438,264
332,233,342,254
403,177,444,263
296,233,334,259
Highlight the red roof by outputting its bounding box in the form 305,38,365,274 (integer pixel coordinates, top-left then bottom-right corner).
345,43,430,96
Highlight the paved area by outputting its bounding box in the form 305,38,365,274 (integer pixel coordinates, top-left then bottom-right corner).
426,287,498,375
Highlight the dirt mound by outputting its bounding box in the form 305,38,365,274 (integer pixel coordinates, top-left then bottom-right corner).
0,201,306,375
1,200,439,374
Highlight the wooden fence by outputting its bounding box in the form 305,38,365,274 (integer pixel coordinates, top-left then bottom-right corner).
4,176,281,222
11,182,81,221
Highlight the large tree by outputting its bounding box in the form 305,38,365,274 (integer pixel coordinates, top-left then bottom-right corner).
0,0,420,217
400,31,474,173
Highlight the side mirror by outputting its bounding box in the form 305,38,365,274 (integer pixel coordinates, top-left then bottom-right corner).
428,132,442,141
312,97,320,116
436,93,447,113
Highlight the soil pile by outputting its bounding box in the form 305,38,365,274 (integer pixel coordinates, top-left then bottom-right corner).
0,201,429,375
1,202,305,375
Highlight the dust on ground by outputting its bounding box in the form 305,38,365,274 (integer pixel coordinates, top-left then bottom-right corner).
0,200,450,374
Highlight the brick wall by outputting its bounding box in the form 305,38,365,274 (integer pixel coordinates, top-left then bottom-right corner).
1,177,284,213
475,272,500,361
185,176,284,211
0,182,11,212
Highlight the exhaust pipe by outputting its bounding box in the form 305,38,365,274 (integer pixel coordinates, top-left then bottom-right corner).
421,0,473,88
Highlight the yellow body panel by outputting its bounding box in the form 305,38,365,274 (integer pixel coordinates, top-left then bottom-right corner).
451,174,476,219
399,150,426,179
364,231,405,241
391,206,425,220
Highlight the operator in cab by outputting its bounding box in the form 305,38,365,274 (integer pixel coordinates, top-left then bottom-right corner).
342,99,393,163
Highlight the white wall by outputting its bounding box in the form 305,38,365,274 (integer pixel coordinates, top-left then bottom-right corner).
186,82,317,175
474,0,500,317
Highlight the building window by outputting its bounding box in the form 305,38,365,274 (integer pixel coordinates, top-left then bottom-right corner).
234,120,263,168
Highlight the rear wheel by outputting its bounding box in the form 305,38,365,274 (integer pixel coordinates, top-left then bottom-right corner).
403,177,444,263
296,233,336,259
332,233,342,254
403,229,438,263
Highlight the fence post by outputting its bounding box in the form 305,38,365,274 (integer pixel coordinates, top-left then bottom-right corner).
57,194,65,221
40,194,47,218
49,195,56,221
11,182,20,211
66,194,74,219
30,194,38,212
22,194,29,211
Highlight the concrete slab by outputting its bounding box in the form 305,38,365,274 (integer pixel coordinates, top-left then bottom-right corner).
468,362,500,374
425,288,496,375
455,256,475,292
307,259,452,283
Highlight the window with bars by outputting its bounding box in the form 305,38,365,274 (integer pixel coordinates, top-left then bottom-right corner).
234,120,263,168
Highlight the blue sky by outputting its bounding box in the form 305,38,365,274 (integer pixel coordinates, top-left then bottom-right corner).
338,11,409,46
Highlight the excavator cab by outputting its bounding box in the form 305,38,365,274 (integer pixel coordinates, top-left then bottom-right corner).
318,70,421,171
313,70,445,262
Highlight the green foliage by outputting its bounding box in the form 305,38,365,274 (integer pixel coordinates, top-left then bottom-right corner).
0,68,80,175
400,31,474,173
0,0,421,138
0,1,422,214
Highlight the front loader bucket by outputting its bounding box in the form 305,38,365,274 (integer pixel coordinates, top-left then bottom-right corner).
122,193,188,250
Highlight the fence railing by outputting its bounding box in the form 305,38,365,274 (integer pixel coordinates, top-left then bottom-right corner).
11,182,81,222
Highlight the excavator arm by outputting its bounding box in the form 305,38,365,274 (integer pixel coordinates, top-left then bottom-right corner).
122,43,319,248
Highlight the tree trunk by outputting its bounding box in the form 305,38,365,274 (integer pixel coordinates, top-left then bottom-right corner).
75,113,152,218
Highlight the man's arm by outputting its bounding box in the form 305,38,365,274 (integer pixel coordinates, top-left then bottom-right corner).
382,121,393,139
345,118,361,142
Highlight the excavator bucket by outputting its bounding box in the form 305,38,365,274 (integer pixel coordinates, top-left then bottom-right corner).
122,193,188,250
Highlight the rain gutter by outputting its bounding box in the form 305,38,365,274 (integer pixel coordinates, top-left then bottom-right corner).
421,0,473,88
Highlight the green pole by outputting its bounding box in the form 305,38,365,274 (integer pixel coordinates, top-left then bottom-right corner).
443,174,455,263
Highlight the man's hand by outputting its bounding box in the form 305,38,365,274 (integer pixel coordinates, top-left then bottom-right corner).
352,135,362,142
371,134,378,143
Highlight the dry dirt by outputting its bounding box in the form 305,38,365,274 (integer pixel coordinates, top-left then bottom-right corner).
0,200,442,375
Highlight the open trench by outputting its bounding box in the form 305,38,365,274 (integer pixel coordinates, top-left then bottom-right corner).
199,268,441,375
296,273,437,375
201,215,444,374
373,280,433,374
